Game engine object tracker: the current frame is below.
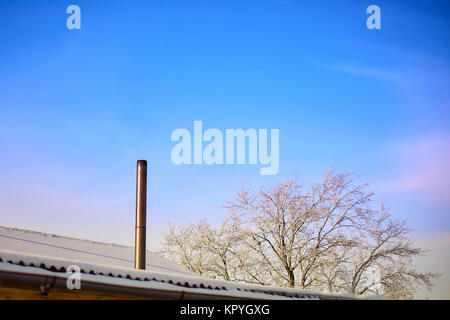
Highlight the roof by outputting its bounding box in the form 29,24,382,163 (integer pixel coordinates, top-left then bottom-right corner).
0,226,377,300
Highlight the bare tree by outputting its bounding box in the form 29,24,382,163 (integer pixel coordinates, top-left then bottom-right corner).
161,169,439,299
162,216,246,281
162,221,210,276
333,205,439,299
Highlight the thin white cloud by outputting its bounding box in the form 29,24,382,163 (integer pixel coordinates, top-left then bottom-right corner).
323,64,407,83
379,131,450,205
413,232,450,299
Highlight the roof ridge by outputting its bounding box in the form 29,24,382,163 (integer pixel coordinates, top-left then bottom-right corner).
0,225,195,275
0,225,130,249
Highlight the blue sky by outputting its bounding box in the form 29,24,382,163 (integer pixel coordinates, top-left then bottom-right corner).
0,0,449,296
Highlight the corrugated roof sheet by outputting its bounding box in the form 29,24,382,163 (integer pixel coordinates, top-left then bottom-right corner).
0,226,371,300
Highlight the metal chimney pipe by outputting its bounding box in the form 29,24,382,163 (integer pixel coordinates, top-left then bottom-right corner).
134,160,147,270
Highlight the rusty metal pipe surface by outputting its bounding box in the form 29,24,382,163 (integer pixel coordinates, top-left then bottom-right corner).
134,160,147,270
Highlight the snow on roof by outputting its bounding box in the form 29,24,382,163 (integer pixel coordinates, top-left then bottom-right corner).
0,226,370,300
0,226,194,276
